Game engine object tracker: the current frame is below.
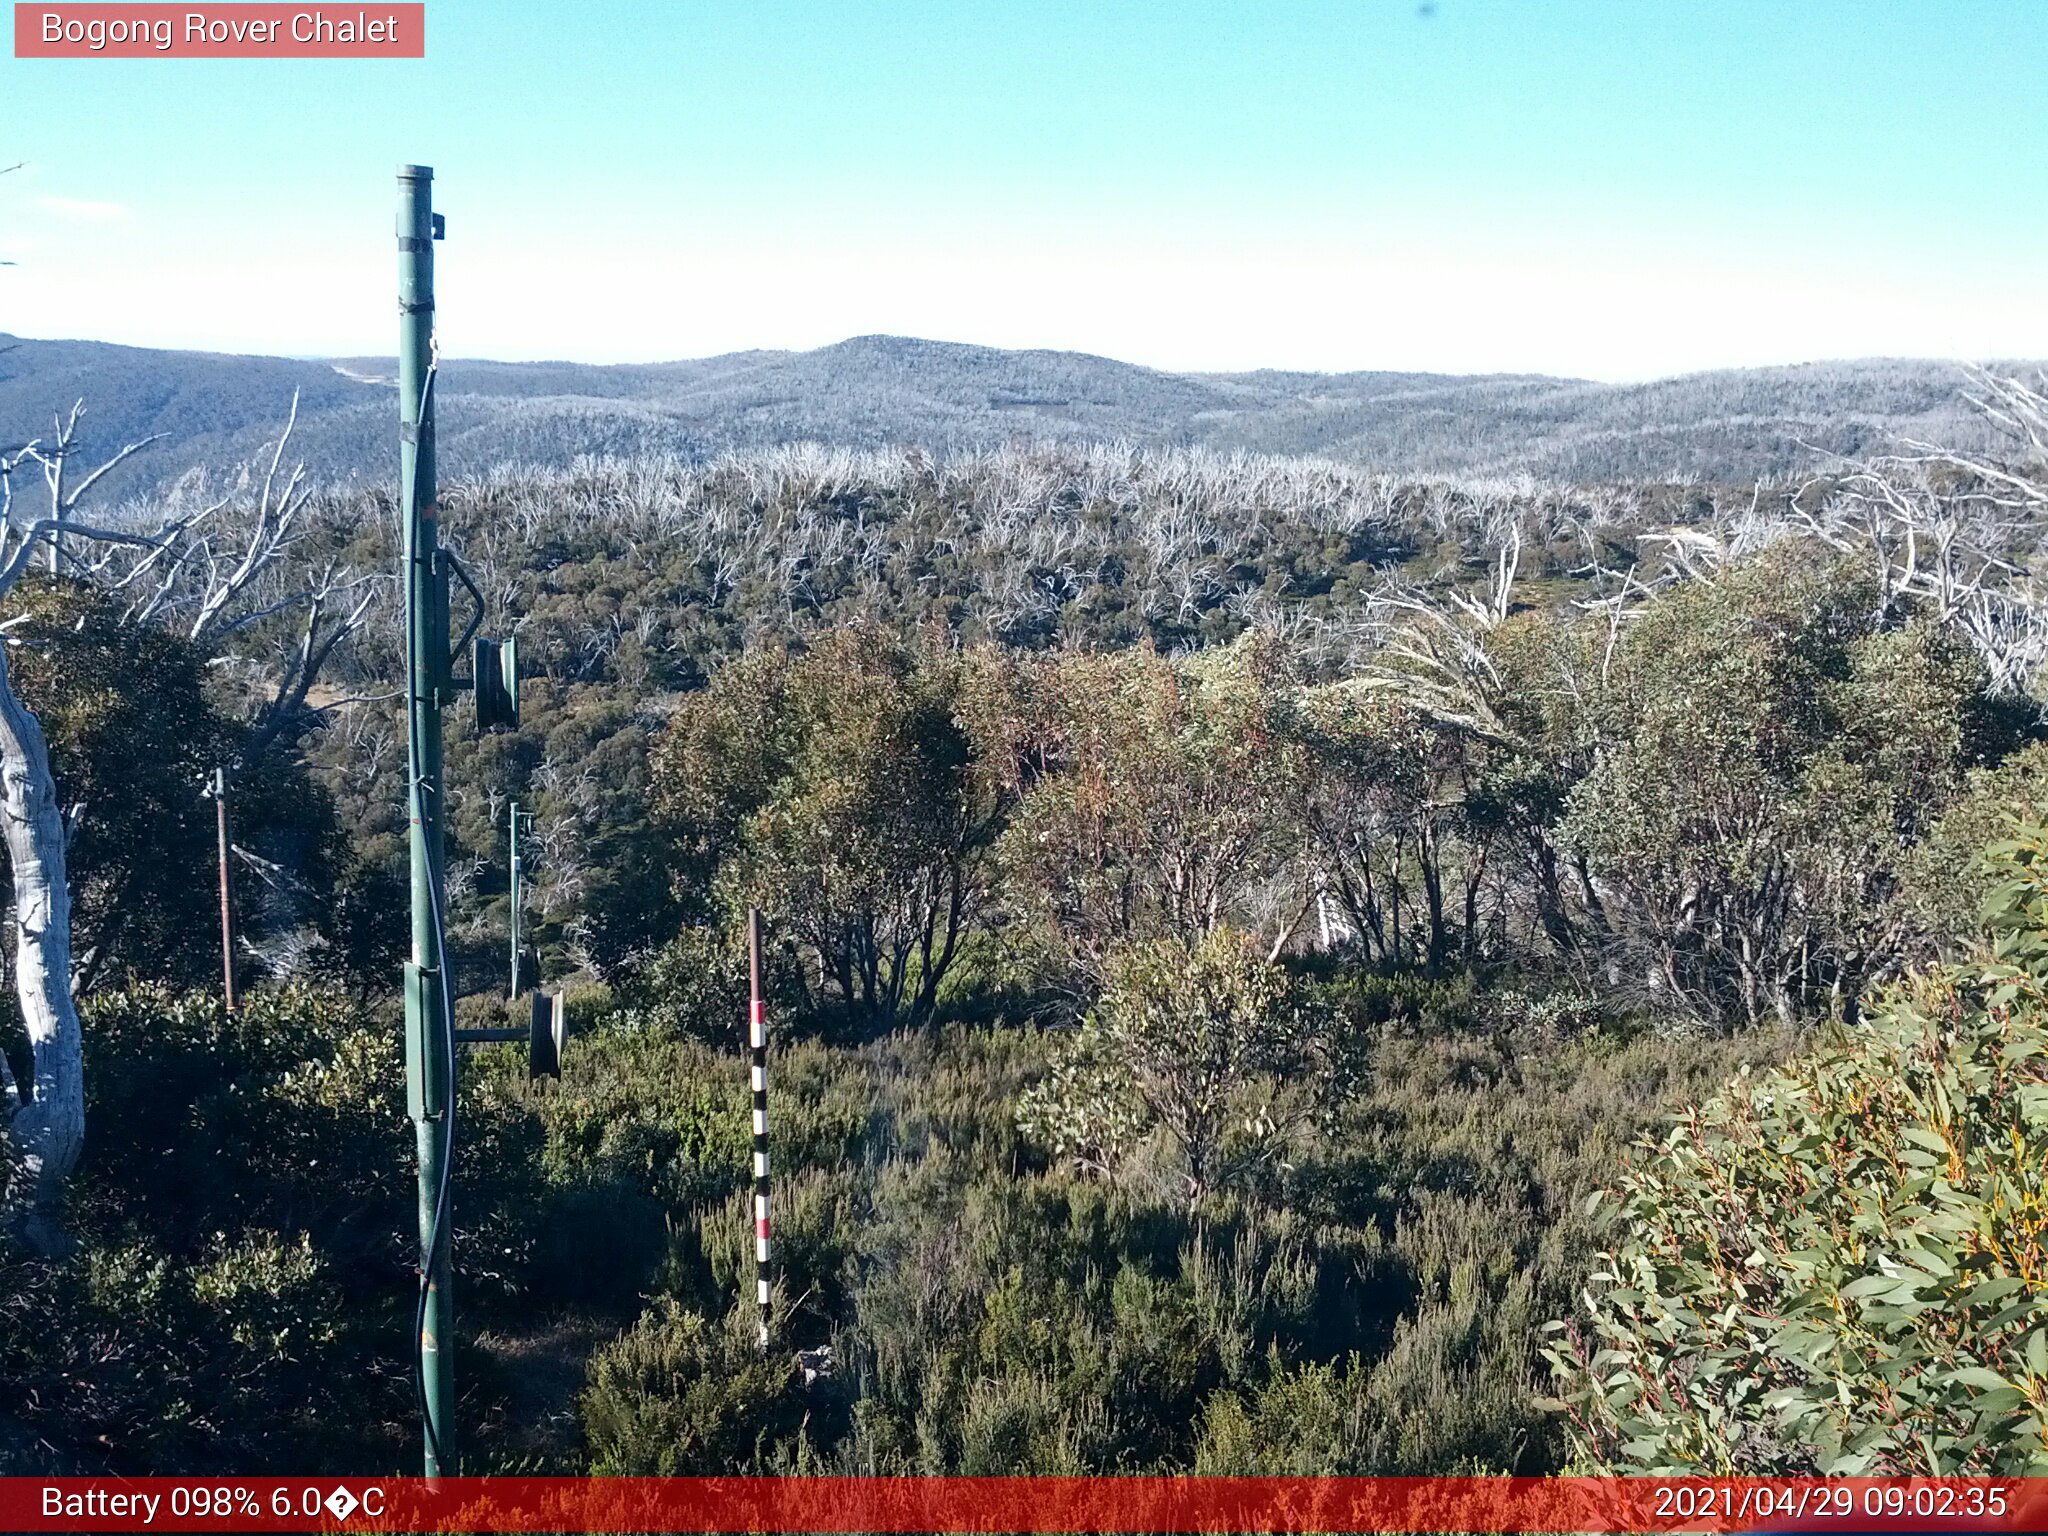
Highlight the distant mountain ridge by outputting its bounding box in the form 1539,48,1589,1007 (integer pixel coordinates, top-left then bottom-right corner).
0,331,2023,499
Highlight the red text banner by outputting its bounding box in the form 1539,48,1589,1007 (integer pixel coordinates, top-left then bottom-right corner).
6,1476,2048,1533
14,4,424,57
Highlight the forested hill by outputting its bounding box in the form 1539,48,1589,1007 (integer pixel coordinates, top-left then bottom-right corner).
0,330,2021,497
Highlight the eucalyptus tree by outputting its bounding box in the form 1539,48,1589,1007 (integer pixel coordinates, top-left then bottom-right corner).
0,400,378,1249
1566,547,2003,1027
991,635,1307,980
1544,824,2048,1472
0,492,161,1249
654,626,1003,1032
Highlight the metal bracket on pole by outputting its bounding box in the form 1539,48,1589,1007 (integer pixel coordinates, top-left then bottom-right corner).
442,550,485,661
473,635,520,731
403,961,443,1122
446,997,561,1080
528,989,566,1079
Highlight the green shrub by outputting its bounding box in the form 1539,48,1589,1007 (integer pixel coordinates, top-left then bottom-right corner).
522,1178,668,1311
1017,926,1357,1206
78,984,410,1269
1903,742,2048,952
1317,968,1481,1033
0,1224,398,1473
582,1301,813,1473
948,1370,1111,1474
0,983,561,1472
1543,823,2048,1473
615,925,749,1041
525,1025,750,1207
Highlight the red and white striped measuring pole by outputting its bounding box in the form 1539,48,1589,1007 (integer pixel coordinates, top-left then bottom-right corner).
747,908,771,1350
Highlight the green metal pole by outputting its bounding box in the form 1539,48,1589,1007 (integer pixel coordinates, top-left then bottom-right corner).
508,802,523,998
397,162,453,1479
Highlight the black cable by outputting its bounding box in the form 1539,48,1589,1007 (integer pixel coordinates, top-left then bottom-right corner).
412,817,456,1471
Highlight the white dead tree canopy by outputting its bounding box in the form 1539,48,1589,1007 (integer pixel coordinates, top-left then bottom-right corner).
1344,517,1526,745
1602,369,2048,700
10,401,168,576
1819,369,2048,694
74,391,383,766
0,399,380,1250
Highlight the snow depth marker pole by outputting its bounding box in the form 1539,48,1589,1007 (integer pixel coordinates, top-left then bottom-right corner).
749,907,771,1350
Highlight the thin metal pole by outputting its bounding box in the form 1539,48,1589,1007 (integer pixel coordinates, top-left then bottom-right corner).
214,767,238,1014
398,161,453,1479
749,908,771,1350
508,802,523,998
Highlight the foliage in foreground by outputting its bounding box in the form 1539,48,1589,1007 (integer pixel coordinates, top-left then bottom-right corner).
569,977,1762,1475
0,921,1787,1473
0,986,542,1473
1544,824,2048,1474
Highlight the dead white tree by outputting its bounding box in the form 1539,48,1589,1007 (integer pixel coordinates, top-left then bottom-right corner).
1345,520,1526,745
22,402,167,575
1823,369,2048,694
1640,369,2048,697
113,392,382,764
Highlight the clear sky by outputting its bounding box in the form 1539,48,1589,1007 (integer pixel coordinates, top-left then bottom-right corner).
2,0,2043,380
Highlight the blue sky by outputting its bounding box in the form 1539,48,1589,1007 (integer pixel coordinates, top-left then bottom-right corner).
2,0,2044,378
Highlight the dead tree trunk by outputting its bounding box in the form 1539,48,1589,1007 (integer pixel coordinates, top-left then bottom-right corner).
0,643,81,1253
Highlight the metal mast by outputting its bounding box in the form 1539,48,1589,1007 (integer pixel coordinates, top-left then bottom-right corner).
397,162,452,1479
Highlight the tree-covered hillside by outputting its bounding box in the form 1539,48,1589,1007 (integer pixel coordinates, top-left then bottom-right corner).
0,330,2027,501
